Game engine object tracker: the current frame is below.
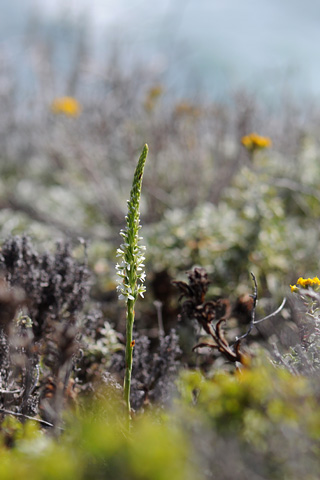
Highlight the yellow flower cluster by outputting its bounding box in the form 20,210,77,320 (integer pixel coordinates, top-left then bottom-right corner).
241,133,272,152
174,101,201,118
50,97,81,117
144,85,164,112
290,276,320,292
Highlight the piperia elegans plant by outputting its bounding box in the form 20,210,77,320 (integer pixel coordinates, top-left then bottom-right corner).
116,144,148,416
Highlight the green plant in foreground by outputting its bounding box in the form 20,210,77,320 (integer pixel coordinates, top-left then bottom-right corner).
116,144,148,416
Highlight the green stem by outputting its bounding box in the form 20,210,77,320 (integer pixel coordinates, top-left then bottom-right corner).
116,144,148,423
124,298,135,416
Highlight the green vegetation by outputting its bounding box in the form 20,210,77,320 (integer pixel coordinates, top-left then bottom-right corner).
0,362,319,479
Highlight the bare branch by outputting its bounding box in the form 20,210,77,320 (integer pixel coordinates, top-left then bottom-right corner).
0,408,57,429
235,272,258,342
0,388,23,395
235,277,286,343
254,297,287,324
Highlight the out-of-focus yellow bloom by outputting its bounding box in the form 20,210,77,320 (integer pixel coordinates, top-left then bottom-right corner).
50,97,81,117
144,85,163,112
291,276,320,292
174,101,201,118
241,133,272,152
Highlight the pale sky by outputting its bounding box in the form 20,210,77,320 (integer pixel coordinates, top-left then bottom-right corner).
1,0,320,98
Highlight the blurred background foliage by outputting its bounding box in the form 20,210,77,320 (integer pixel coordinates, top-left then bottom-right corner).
1,33,320,315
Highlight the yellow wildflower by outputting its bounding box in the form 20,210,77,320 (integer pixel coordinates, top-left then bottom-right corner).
144,85,163,112
174,101,201,118
148,85,163,99
291,276,320,291
241,133,272,152
50,97,81,117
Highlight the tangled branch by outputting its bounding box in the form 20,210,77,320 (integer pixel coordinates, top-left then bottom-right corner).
173,268,286,365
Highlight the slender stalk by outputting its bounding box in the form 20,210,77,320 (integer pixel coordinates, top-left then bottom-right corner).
116,144,148,418
124,299,134,412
